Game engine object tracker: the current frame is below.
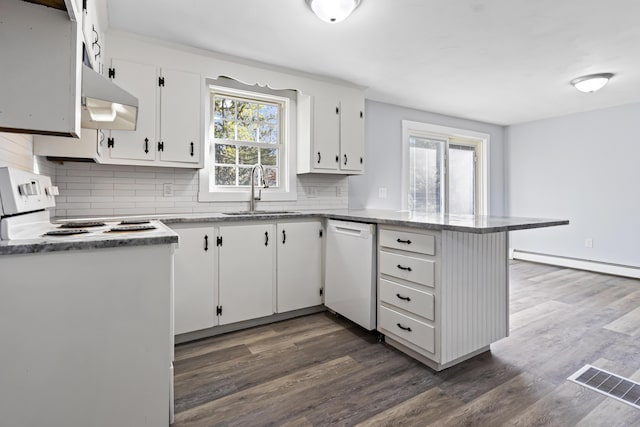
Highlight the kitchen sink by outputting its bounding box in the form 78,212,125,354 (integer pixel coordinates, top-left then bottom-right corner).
222,210,299,216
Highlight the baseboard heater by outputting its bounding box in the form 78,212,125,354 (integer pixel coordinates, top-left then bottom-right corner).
511,250,640,279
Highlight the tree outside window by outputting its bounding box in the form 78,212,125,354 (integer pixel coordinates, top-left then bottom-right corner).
211,93,283,188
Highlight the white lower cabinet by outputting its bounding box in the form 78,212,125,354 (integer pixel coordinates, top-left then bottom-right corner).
218,223,275,325
172,224,217,335
379,306,435,354
378,226,509,371
276,221,323,313
171,219,323,336
378,226,440,363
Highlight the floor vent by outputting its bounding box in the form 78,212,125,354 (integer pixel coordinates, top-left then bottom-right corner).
569,364,640,409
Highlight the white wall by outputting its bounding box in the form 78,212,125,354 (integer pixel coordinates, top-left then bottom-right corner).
0,132,33,171
0,132,55,177
349,100,506,215
506,102,640,268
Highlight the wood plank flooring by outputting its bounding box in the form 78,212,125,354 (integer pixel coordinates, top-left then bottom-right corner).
173,261,640,426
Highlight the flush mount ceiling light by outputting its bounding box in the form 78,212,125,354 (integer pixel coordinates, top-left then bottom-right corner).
570,73,614,93
306,0,361,23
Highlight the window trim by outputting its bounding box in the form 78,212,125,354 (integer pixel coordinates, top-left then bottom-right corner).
198,83,297,202
401,120,489,215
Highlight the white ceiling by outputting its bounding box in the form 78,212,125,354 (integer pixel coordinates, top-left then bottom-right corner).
106,0,640,125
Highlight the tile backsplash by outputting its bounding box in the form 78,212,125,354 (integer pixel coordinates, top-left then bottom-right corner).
48,160,348,218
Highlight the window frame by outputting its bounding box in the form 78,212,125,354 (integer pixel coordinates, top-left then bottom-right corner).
198,83,297,202
401,120,489,215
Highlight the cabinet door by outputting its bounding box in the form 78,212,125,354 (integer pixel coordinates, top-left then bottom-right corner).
339,94,365,172
218,224,275,325
109,59,157,161
159,68,201,164
172,225,217,335
276,221,323,313
0,0,81,137
312,94,340,170
82,0,104,74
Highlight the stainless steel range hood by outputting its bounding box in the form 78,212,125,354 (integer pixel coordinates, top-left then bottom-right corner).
80,65,138,131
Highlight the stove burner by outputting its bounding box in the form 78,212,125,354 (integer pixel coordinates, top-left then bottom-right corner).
106,225,156,233
59,221,106,229
119,219,150,225
44,229,90,236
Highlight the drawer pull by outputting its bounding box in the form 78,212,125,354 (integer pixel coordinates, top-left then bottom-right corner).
397,238,412,244
396,293,411,302
397,323,412,332
397,264,412,272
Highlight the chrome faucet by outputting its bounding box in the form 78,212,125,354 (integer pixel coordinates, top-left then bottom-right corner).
249,163,269,212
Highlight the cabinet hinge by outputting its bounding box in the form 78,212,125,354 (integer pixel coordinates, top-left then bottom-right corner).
108,67,115,79
216,306,222,316
216,236,223,246
319,288,324,296
319,229,323,238
158,77,165,87
107,137,114,148
157,141,164,152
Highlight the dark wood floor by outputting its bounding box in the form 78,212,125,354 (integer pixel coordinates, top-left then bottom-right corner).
173,261,640,426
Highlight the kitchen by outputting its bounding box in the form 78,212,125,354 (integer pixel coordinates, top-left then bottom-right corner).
1,0,639,426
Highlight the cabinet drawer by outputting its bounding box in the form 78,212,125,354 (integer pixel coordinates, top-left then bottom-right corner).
379,306,435,353
379,279,434,321
379,229,435,255
379,251,435,287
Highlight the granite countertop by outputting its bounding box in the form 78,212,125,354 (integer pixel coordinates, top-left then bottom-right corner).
0,220,178,256
58,209,569,233
1,209,567,256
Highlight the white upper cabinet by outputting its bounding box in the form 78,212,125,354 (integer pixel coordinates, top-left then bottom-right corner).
0,0,82,137
297,87,365,175
101,59,203,168
108,59,158,161
339,93,365,172
82,0,107,75
311,94,341,170
159,68,202,164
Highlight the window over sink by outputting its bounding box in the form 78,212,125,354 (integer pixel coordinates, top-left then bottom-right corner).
199,78,297,202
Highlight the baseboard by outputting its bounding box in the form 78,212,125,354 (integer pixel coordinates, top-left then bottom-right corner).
175,305,326,344
512,250,640,279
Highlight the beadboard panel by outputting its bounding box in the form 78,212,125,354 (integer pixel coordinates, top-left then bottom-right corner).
49,161,349,218
440,230,508,364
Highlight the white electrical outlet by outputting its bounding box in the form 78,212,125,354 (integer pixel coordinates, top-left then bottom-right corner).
163,183,174,197
336,186,342,197
307,187,317,198
378,187,387,199
585,238,593,248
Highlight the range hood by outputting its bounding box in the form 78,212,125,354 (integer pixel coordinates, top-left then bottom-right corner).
81,64,138,131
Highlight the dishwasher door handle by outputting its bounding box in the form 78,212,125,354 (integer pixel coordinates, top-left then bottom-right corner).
333,226,363,236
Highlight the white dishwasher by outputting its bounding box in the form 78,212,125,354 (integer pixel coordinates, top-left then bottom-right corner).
325,219,377,330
